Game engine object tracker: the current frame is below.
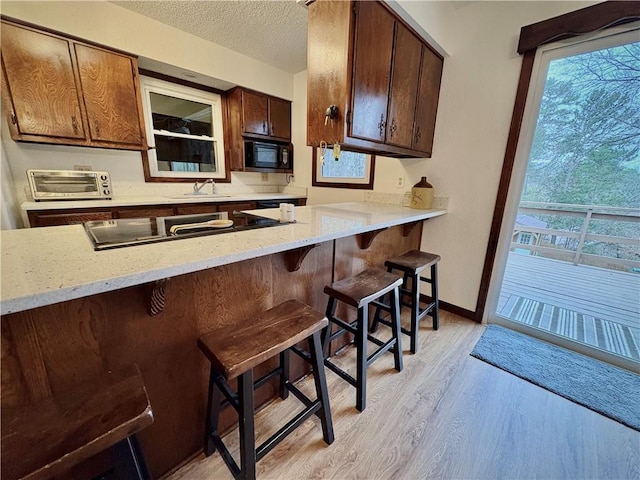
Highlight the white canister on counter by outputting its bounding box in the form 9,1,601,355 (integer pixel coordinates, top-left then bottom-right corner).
279,203,295,223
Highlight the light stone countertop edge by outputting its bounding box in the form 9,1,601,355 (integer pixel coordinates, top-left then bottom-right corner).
1,202,446,315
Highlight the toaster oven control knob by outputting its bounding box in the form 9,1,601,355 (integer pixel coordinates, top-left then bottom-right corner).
100,174,108,181
102,182,109,187
103,189,110,195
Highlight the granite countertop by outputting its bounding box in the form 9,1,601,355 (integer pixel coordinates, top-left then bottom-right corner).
21,192,307,211
1,202,446,315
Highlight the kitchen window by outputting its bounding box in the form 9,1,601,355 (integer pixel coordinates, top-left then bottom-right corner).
140,76,227,180
312,147,375,189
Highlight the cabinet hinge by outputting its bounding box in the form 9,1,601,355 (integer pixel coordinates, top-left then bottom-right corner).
10,113,17,125
346,109,351,126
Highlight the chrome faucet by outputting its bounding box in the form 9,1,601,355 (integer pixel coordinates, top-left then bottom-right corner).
193,179,215,194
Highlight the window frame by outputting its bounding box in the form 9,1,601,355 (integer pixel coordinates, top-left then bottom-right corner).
311,147,375,189
139,75,229,181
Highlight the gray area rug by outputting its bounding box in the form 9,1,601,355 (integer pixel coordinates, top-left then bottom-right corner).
471,324,640,431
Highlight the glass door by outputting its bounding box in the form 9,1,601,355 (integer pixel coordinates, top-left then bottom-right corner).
487,27,640,370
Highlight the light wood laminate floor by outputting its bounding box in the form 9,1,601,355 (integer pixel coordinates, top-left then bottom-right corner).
168,312,640,479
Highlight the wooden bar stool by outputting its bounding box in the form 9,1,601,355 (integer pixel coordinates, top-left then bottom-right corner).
322,268,403,412
1,365,154,480
198,299,334,480
371,250,441,354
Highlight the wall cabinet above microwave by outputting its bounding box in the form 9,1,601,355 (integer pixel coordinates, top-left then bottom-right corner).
0,18,147,151
225,87,293,172
306,0,443,158
227,88,291,142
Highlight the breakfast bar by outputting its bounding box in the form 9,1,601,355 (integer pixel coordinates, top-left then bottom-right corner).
1,201,445,477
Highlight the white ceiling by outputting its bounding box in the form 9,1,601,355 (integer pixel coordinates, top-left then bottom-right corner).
111,0,309,74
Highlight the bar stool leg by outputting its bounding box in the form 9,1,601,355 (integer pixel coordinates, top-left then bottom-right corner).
204,366,223,457
322,296,337,357
308,331,335,444
389,287,404,371
430,264,440,330
112,436,151,480
355,306,368,412
279,350,290,400
237,370,256,480
409,273,420,354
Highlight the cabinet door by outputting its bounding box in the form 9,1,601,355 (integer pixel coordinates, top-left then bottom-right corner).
386,24,422,149
116,207,175,219
75,44,145,148
1,23,85,140
218,201,256,214
175,204,218,215
413,46,443,155
268,98,291,140
242,91,269,136
349,1,395,143
29,211,113,227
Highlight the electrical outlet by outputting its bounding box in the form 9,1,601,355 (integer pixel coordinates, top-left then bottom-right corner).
74,165,92,171
261,173,269,182
397,176,405,188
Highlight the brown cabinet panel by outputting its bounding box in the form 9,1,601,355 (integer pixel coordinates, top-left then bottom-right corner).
413,46,443,154
174,204,218,215
242,90,269,136
268,98,291,140
217,201,256,214
386,24,422,149
0,19,146,151
75,45,145,148
29,211,113,227
116,207,174,219
349,1,394,143
307,0,443,158
226,87,292,171
1,23,85,140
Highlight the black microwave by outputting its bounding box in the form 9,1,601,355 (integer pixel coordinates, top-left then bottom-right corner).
244,141,292,171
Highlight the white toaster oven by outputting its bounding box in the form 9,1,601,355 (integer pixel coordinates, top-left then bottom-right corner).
27,169,112,201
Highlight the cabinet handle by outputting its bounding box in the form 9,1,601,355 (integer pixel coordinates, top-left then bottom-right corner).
389,118,397,139
270,123,274,135
94,120,101,137
377,114,386,139
262,121,266,133
71,116,78,134
415,126,422,144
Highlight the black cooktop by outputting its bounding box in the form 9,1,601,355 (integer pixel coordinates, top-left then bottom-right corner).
84,211,281,250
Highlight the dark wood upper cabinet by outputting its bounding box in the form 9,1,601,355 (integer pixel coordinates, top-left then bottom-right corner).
268,97,291,141
0,19,147,151
228,87,291,142
386,22,423,149
307,0,444,158
1,22,86,140
75,44,145,148
349,1,394,143
225,87,292,172
242,90,270,136
413,45,443,154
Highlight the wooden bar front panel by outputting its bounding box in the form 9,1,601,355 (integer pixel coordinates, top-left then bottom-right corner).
0,227,420,477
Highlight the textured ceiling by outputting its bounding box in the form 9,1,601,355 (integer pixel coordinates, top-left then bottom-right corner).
111,0,309,74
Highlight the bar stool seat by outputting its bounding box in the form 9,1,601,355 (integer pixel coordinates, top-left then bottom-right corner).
1,365,153,480
198,299,334,480
372,250,441,354
322,269,403,412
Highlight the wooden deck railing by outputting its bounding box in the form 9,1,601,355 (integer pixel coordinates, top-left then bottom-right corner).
511,202,640,270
